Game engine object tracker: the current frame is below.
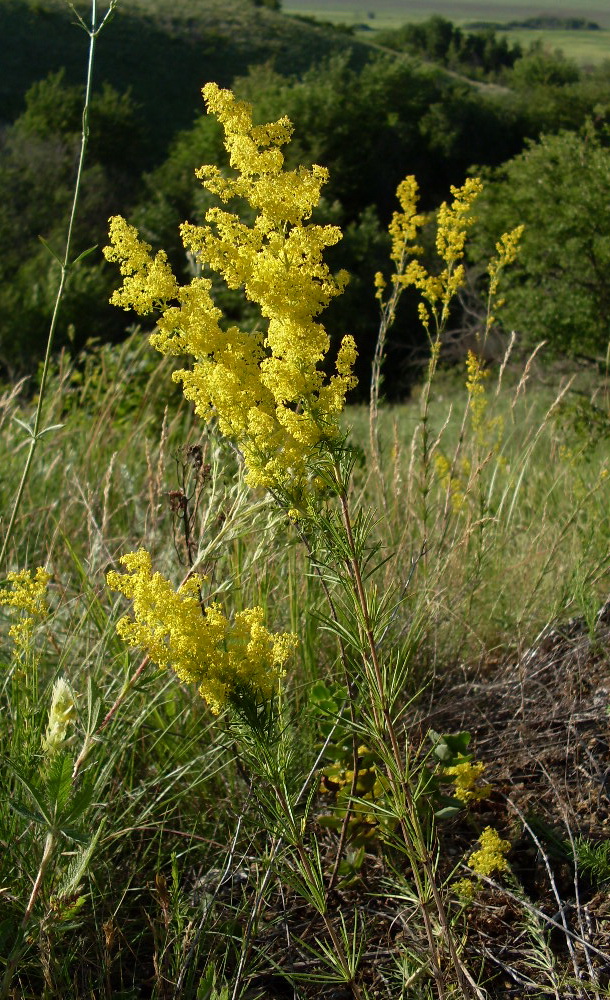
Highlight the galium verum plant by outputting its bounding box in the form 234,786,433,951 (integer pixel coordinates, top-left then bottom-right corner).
103,84,511,999
105,82,357,499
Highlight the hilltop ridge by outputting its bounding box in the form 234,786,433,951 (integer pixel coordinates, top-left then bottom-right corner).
0,0,372,156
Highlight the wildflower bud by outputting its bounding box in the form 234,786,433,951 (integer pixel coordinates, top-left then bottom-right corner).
42,677,76,757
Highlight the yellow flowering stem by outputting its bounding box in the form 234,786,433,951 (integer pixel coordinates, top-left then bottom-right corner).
104,85,358,498
369,177,425,506
482,224,524,350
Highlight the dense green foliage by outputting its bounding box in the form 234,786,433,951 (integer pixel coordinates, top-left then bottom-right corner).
0,70,144,374
377,15,523,80
472,123,610,357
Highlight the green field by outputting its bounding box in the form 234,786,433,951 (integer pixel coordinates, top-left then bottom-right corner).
284,0,610,62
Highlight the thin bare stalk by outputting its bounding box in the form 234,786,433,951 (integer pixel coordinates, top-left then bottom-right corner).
369,260,406,507
294,525,361,894
0,0,118,570
273,783,364,1000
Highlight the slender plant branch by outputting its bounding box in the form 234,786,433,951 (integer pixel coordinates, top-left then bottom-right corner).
0,0,118,570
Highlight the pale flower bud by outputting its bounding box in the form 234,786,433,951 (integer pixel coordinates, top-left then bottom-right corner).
43,677,76,756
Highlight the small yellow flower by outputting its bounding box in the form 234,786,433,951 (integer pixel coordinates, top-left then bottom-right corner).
468,826,511,877
1,566,51,651
444,760,492,804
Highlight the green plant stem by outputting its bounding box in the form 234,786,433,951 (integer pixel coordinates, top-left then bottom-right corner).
335,471,484,1000
295,525,361,893
71,653,150,779
273,782,364,1000
0,0,117,570
0,832,55,1000
369,249,407,509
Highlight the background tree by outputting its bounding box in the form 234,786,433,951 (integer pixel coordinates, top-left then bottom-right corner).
470,122,610,357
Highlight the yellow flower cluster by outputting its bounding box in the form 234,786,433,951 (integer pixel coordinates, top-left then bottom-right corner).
486,225,524,328
444,759,492,804
104,84,358,494
0,566,51,650
465,350,490,433
465,350,504,453
399,177,483,330
468,826,511,877
452,877,477,902
388,175,425,266
107,550,298,713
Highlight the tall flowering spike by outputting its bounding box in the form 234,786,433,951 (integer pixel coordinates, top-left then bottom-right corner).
388,175,425,265
104,85,357,495
107,550,298,714
393,176,483,325
0,566,51,651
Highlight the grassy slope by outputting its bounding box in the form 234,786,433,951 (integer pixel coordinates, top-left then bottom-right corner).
3,338,610,997
0,0,372,158
283,0,610,28
284,0,610,63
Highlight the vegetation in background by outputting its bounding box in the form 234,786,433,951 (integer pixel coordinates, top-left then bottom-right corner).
376,15,524,80
2,0,610,391
471,121,610,357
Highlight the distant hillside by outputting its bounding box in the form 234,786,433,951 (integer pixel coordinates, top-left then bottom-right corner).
0,0,372,162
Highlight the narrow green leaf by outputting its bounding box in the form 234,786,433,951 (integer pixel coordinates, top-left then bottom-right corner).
37,235,64,265
57,821,105,896
9,800,46,826
5,761,52,827
38,423,65,438
11,416,35,438
71,244,98,266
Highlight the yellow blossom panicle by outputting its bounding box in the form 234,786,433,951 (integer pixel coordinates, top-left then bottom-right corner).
107,550,298,713
104,84,358,494
486,225,524,330
465,349,491,434
444,759,492,804
394,177,482,330
388,176,425,266
468,826,511,877
433,453,471,514
373,271,386,301
1,567,51,651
